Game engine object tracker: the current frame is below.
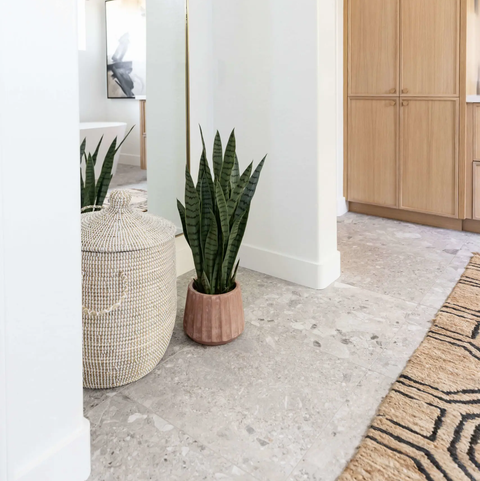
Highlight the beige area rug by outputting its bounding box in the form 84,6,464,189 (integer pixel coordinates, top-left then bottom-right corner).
105,188,147,212
339,254,480,481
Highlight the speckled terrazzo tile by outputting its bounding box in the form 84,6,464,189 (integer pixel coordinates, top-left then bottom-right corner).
122,324,368,481
288,370,394,481
419,261,465,310
244,281,416,369
338,241,452,303
84,389,120,417
87,393,255,481
370,321,431,379
338,213,467,253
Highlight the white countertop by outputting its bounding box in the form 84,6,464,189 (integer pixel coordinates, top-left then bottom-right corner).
467,95,480,103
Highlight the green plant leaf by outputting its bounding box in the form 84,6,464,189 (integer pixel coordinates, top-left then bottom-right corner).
184,166,203,277
203,210,218,284
95,137,117,206
220,130,235,196
211,247,222,293
212,131,223,181
201,271,211,294
227,162,252,220
80,138,86,164
91,135,104,166
221,208,249,289
85,153,96,208
231,154,240,194
230,259,241,289
234,155,266,221
215,181,229,249
177,199,189,245
114,125,135,154
200,174,213,251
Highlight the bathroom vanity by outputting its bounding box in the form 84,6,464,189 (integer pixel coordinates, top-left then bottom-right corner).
345,0,480,233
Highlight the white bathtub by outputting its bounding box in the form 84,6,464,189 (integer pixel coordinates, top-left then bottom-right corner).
80,122,127,177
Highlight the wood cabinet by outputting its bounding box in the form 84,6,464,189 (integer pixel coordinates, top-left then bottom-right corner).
346,0,464,224
400,99,458,217
348,99,398,206
473,162,480,220
348,0,398,96
401,0,460,97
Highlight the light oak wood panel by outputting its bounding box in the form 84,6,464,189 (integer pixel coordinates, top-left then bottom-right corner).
350,202,463,230
466,104,474,219
473,162,480,220
348,98,398,206
400,99,458,217
348,0,398,96
401,0,460,96
473,105,480,160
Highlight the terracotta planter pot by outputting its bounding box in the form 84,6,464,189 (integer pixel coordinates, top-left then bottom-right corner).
183,282,245,346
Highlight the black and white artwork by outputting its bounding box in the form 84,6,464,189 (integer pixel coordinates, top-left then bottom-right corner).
106,0,146,99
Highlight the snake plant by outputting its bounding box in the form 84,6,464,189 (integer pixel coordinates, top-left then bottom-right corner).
80,126,134,212
178,128,266,295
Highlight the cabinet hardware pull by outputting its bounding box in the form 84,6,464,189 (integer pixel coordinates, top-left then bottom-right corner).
389,88,396,94
402,101,409,106
402,88,409,94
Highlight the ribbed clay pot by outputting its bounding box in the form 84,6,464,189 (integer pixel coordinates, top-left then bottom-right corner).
183,282,245,346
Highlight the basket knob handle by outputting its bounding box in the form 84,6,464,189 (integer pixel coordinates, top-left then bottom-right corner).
109,190,133,210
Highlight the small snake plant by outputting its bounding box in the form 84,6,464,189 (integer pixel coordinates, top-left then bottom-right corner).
80,126,134,212
178,128,266,295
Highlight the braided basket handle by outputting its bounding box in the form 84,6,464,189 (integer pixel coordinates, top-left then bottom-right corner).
81,205,104,213
82,271,128,317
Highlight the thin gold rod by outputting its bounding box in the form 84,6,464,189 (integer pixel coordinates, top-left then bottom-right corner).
185,0,191,171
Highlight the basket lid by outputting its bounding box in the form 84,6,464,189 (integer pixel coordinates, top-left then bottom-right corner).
81,190,177,253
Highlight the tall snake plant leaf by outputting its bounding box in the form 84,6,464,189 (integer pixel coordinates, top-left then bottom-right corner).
185,167,203,277
80,138,86,163
220,130,236,197
221,208,249,290
227,162,253,220
80,172,85,208
203,210,218,285
200,272,211,295
95,137,117,207
231,154,240,193
85,153,96,208
215,181,230,249
211,247,222,293
91,135,104,167
177,200,189,245
212,131,223,182
234,155,266,221
200,175,213,251
229,259,240,290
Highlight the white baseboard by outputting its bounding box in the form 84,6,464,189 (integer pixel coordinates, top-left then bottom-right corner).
239,244,341,290
337,196,349,217
176,235,194,277
15,418,90,481
119,153,141,167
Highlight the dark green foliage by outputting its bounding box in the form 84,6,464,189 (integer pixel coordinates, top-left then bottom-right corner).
178,128,266,295
80,126,134,212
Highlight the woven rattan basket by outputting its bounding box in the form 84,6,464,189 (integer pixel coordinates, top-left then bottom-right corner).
81,190,177,389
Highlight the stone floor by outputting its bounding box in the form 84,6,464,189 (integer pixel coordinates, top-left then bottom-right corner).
84,212,480,481
110,164,147,191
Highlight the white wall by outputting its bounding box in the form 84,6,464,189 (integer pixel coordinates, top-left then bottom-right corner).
0,0,90,479
189,0,341,289
79,0,141,166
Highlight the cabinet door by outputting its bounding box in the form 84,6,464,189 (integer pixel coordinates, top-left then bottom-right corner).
400,99,458,217
348,0,399,96
401,0,459,96
473,162,480,220
348,99,398,207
